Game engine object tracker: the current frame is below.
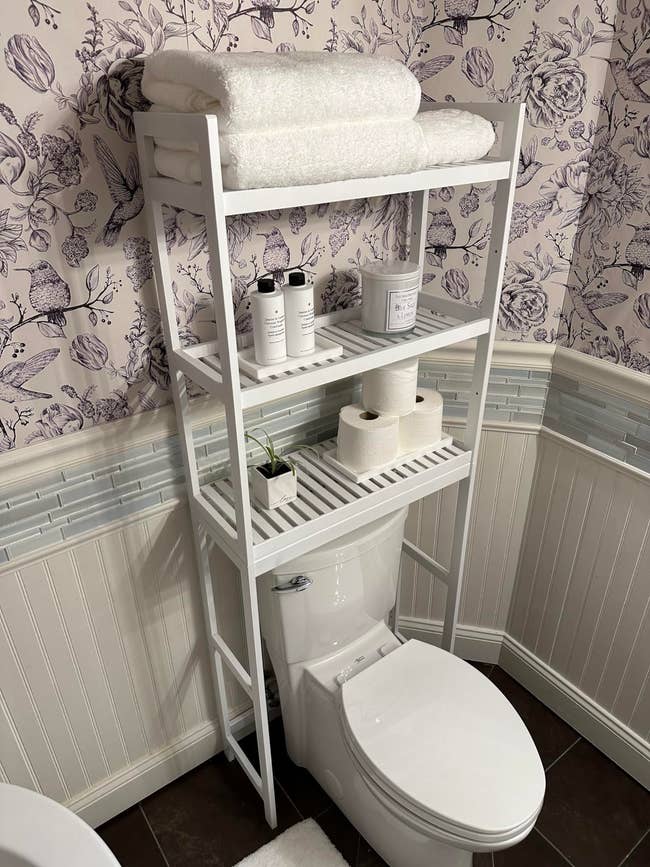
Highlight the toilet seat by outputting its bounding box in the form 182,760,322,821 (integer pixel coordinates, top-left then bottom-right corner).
340,640,545,850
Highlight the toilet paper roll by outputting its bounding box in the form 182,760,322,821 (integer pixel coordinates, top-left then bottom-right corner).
398,388,444,452
361,358,419,417
337,403,399,473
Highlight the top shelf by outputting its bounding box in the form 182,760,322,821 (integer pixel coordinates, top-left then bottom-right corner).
147,158,511,217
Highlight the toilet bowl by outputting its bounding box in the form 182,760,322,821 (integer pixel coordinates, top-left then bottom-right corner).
258,508,545,867
0,784,120,867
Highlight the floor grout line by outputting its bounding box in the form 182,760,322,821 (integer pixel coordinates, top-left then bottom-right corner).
615,827,650,867
273,775,305,821
535,828,577,866
544,736,582,773
139,803,171,867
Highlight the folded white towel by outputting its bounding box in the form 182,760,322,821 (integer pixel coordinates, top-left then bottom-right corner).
416,109,495,164
151,108,496,190
142,50,421,133
153,119,426,189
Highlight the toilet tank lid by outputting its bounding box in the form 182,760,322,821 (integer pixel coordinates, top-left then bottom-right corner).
341,640,546,838
271,506,408,575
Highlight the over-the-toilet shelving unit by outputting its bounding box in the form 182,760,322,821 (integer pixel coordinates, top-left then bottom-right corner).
135,102,525,830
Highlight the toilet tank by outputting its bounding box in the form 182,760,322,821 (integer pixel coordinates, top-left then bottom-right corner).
258,507,408,664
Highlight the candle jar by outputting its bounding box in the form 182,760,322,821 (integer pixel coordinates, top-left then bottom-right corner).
360,261,420,336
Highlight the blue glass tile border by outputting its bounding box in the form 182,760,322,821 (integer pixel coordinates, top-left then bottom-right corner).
543,371,650,470
20,358,646,564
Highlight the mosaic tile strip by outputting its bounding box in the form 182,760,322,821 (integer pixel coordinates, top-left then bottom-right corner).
0,363,548,563
543,371,650,473
419,361,550,426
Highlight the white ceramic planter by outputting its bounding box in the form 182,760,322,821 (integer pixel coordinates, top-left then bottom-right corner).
252,464,298,510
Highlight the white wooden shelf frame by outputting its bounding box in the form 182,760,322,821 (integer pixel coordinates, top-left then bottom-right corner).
135,102,525,830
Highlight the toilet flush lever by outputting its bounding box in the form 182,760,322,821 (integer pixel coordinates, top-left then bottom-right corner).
272,575,313,593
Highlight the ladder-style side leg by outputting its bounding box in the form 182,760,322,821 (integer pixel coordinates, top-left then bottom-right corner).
196,115,277,828
441,105,526,653
136,123,276,827
135,134,237,770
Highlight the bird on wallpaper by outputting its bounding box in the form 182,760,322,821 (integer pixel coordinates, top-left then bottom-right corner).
0,349,59,403
427,209,456,260
258,228,290,283
93,136,144,246
444,0,479,34
566,284,628,330
598,56,650,103
16,260,70,326
625,224,650,279
516,138,545,188
251,0,279,28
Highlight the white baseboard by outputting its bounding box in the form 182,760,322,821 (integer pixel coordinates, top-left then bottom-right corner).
397,616,503,664
67,706,254,829
64,624,649,829
500,635,650,790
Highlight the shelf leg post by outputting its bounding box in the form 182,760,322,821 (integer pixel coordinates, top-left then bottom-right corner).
441,105,526,653
410,188,429,272
135,128,237,757
197,115,277,828
238,562,277,828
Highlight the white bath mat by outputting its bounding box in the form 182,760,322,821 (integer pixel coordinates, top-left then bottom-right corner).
234,818,349,867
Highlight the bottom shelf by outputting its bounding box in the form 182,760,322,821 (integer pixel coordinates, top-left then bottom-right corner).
199,437,471,575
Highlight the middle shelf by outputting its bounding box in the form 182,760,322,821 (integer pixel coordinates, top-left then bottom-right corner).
195,437,472,575
177,299,490,409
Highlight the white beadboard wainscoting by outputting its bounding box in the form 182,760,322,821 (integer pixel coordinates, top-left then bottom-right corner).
505,429,650,787
1,341,648,827
399,424,539,650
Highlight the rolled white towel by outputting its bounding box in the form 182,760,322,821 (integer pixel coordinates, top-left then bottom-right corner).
142,50,421,133
153,118,426,189
416,109,495,165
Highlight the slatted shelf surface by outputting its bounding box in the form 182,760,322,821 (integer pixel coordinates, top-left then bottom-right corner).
188,306,489,408
199,438,472,574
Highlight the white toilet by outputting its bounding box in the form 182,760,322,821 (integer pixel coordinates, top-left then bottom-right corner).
258,507,546,867
0,784,120,867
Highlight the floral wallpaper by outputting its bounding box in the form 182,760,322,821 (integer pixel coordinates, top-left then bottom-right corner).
0,0,647,452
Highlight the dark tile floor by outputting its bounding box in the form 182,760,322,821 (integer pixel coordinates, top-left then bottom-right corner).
98,664,650,867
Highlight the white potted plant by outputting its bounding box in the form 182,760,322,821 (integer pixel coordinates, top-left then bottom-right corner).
246,428,314,510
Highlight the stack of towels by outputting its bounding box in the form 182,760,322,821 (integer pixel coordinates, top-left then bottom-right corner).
142,51,496,190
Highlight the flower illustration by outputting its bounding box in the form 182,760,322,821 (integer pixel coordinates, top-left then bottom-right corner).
632,117,650,160
517,41,586,128
124,235,153,290
586,336,620,364
41,129,84,187
143,333,170,390
0,132,25,187
74,190,97,212
95,58,150,142
634,294,650,329
70,334,109,371
5,34,55,93
498,265,548,334
0,208,26,277
461,48,494,87
61,234,89,267
441,268,469,299
539,145,644,251
26,403,84,442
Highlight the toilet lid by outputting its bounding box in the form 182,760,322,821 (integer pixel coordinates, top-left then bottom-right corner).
340,640,545,840
0,784,120,867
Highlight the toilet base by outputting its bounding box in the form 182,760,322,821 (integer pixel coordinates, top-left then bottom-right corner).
292,660,473,867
